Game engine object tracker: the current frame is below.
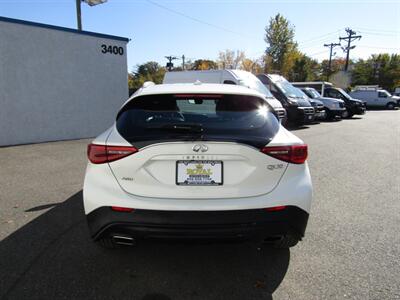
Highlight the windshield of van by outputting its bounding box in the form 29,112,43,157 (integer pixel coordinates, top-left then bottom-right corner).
379,90,392,97
117,94,279,149
274,78,307,99
307,88,322,98
238,74,275,98
337,88,352,99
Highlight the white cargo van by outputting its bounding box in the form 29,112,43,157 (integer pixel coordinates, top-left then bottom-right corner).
163,70,287,121
350,86,400,109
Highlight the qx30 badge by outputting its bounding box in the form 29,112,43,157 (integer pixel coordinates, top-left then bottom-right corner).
192,144,208,153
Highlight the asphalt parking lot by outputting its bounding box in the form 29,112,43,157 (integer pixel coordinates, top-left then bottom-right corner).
0,110,399,300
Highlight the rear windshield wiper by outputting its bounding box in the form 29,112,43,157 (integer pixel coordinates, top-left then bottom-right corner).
149,123,204,133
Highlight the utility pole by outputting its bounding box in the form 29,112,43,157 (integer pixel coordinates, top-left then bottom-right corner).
324,42,341,81
339,28,362,71
76,0,82,30
182,55,185,70
165,56,178,71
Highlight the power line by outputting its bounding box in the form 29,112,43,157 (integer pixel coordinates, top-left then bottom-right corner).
357,45,400,50
298,30,342,46
353,27,400,34
307,50,328,57
146,0,257,39
358,31,398,37
340,28,362,71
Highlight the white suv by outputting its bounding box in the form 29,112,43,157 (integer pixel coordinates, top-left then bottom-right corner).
83,83,312,248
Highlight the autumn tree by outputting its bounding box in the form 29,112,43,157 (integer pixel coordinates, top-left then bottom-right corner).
217,49,245,69
320,58,347,80
191,59,218,70
240,57,264,74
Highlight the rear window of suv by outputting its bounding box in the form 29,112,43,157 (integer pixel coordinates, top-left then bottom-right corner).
116,93,279,148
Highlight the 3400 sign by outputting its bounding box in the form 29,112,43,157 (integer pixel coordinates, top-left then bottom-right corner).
101,44,124,55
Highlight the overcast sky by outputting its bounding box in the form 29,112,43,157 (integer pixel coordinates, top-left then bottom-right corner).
1,0,399,70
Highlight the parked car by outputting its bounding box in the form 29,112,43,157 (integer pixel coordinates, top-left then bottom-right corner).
349,86,400,109
298,87,346,120
257,74,315,125
84,82,312,249
394,87,400,97
163,70,287,122
292,81,366,118
296,89,326,121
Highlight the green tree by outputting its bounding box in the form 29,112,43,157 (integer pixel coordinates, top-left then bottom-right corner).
264,14,297,73
351,54,400,91
289,54,320,82
128,61,166,92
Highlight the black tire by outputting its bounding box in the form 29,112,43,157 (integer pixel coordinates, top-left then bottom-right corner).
97,237,116,249
386,102,395,110
325,110,334,121
342,110,353,118
272,235,299,249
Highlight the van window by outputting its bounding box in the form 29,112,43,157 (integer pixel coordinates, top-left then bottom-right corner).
326,89,345,100
272,78,307,99
238,74,275,98
378,91,390,97
223,80,236,85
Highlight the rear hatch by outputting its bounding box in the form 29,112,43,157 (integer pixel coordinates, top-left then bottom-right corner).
108,93,286,199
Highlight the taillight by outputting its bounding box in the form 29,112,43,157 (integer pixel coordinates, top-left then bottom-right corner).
111,206,135,212
265,206,286,212
261,144,308,164
87,144,138,164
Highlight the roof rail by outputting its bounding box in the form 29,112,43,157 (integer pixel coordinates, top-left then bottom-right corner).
353,85,381,91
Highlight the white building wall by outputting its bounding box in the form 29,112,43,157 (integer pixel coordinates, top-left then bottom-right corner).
0,17,129,146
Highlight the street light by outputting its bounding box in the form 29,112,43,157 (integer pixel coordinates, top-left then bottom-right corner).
76,0,108,31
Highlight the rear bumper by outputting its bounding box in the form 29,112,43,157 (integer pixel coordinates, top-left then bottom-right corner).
87,206,309,242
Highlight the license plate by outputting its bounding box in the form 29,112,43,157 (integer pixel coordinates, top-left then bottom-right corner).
308,115,313,120
176,160,223,185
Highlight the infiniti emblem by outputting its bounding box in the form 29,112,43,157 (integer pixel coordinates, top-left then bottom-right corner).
192,144,208,152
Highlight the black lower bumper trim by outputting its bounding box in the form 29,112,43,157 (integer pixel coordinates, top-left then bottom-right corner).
87,206,309,242
350,106,366,115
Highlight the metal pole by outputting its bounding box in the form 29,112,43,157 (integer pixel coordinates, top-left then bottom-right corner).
344,37,351,71
328,46,333,81
76,0,82,30
182,55,185,70
324,43,340,81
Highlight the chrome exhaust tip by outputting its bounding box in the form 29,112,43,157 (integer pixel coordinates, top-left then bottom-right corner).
112,234,135,246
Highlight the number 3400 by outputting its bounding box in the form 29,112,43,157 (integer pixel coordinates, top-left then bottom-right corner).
101,44,124,55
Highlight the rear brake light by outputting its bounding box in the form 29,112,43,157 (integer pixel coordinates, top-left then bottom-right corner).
87,144,138,164
111,206,135,212
265,206,286,212
173,94,223,98
261,145,308,164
